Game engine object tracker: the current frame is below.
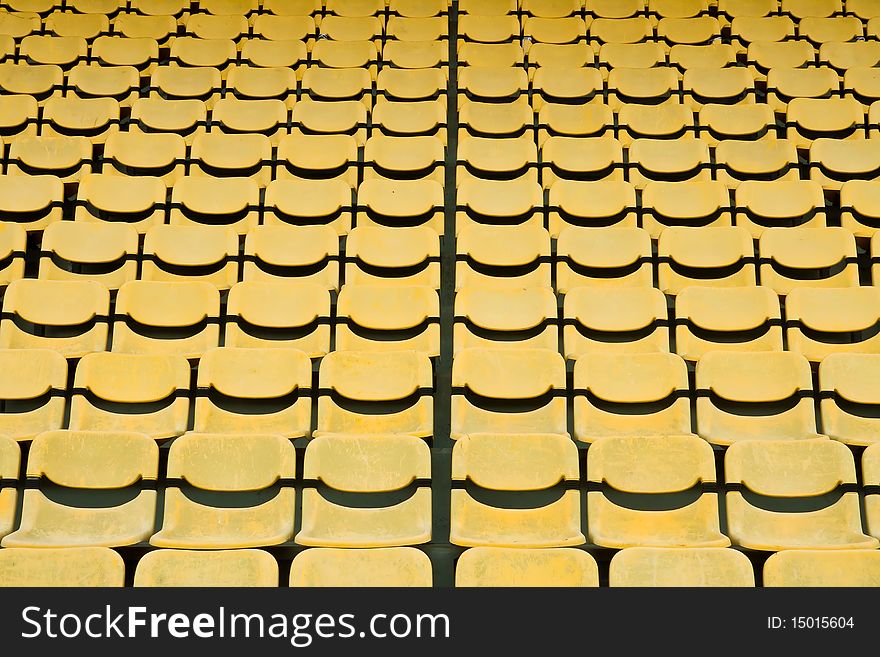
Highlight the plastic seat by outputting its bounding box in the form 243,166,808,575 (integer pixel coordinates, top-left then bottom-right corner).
609,547,755,586
0,547,125,586
194,347,311,438
457,15,519,43
683,68,755,108
150,66,221,107
373,98,447,140
112,280,220,358
206,98,290,144
844,67,880,109
523,17,588,44
657,16,721,46
0,225,25,286
763,550,880,586
301,68,372,106
616,104,696,146
1,430,157,548
725,438,878,550
586,0,645,18
607,67,681,108
0,279,109,357
389,0,448,18
0,349,66,441
242,225,340,290
458,42,524,68
842,182,880,236
758,227,858,295
337,285,440,356
200,0,259,15
589,17,653,45
20,35,86,68
696,351,820,445
528,42,595,68
657,226,755,294
453,286,557,354
68,351,188,440
38,221,138,289
357,178,443,233
799,17,862,46
141,225,237,289
714,139,800,188
0,62,62,103
0,174,63,232
531,66,604,108
698,104,776,144
170,37,236,71
675,286,783,361
455,178,540,230
786,97,865,147
150,432,297,549
311,40,378,73
190,133,272,186
170,176,260,234
786,287,880,361
67,64,139,105
822,42,880,72
451,348,567,439
251,15,315,41
383,40,448,69
264,178,352,234
113,13,176,43
541,135,622,189
185,13,247,40
588,434,729,548
451,433,583,548
455,547,598,587
75,174,166,235
316,350,434,438
641,181,732,238
225,282,330,356
129,98,208,145
564,287,669,357
458,135,537,183
263,0,321,15
547,180,634,237
0,95,39,140
130,0,191,15
364,135,444,183
386,16,448,42
226,65,298,100
40,96,119,144
598,42,666,69
377,68,447,101
718,0,779,22
849,0,880,19
458,66,528,102
318,15,383,41
818,354,880,446
730,16,796,51
45,12,108,39
291,99,368,144
134,549,278,587
7,136,91,183
0,11,39,40
290,548,432,587
810,141,880,192
628,137,711,188
573,353,691,442
669,43,737,69
275,132,357,185
455,224,551,290
556,226,653,290
782,0,841,19
297,434,431,548
767,67,840,112
735,180,826,237
345,226,440,288
747,41,816,80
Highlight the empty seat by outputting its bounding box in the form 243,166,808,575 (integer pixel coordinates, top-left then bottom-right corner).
819,353,880,446
226,65,298,100
589,17,653,45
345,226,440,288
150,433,296,549
210,98,290,143
458,15,519,43
275,132,357,186
92,36,159,69
0,349,66,441
670,43,738,69
134,549,279,587
456,178,543,232
112,280,220,359
151,66,221,107
641,181,732,238
190,133,272,186
698,348,820,445
458,135,537,183
456,224,551,290
785,287,880,361
628,137,711,188
725,438,878,550
316,350,434,438
657,226,756,294
730,16,796,51
683,68,756,107
20,35,86,68
547,180,635,237
715,139,800,188
243,225,340,290
0,62,63,103
573,353,692,442
290,548,432,587
1,430,158,548
782,0,840,18
538,105,615,143
556,226,653,290
454,286,558,354
129,98,207,145
225,282,331,356
0,279,109,358
41,96,120,144
456,547,599,587
599,42,666,69
170,176,260,234
703,103,778,145
194,347,312,438
458,42,524,68
758,227,859,295
451,348,566,439
103,132,187,184
38,221,138,289
617,104,696,145
587,434,729,548
297,434,431,548
69,351,189,440
291,99,368,144
75,172,167,232
763,550,880,586
0,547,125,586
377,68,447,102
142,225,238,289
7,136,92,183
240,40,308,70
607,67,681,108
113,13,176,43
458,66,528,102
747,41,815,79
0,95,39,141
356,179,444,233
739,178,829,235
564,287,669,357
364,135,445,183
823,42,880,72
531,67,603,108
844,67,880,108
373,98,447,140
0,225,25,287
451,433,584,548
337,285,440,356
609,547,755,587
767,67,841,112
812,141,880,193
675,286,783,361
786,97,865,148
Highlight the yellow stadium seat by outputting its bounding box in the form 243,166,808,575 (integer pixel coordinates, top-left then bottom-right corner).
170,37,236,70
0,95,38,140
311,39,378,72
786,97,865,148
345,226,440,288
657,226,756,294
357,178,444,232
113,13,176,43
170,175,260,234
66,64,139,105
523,17,588,43
547,180,635,236
556,226,653,290
185,13,247,39
243,225,340,290
529,42,595,67
767,67,841,113
641,181,732,238
455,224,551,290
0,435,19,538
458,66,528,102
456,547,599,587
75,172,166,232
7,135,91,182
251,15,315,41
799,17,863,46
39,221,139,289
589,17,653,45
785,286,880,361
389,0,448,18
458,42,524,68
810,141,880,192
316,350,434,438
275,131,357,186
364,134,445,183
0,174,61,232
609,547,755,586
69,351,189,440
291,99,368,143
763,549,880,586
454,286,557,354
190,132,272,186
758,227,859,295
458,135,537,183
210,98,290,143
731,16,796,51
151,432,296,549
714,139,800,187
290,547,432,587
0,62,62,102
129,98,207,145
1,430,158,548
227,65,298,100
0,547,125,586
450,433,584,548
866,443,880,539
617,103,696,144
0,279,109,357
628,137,712,188
684,67,756,107
40,96,119,144
263,0,321,15
378,68,447,101
587,434,729,548
725,438,878,550
747,41,815,79
150,66,221,107
698,104,776,144
458,15,519,43
718,0,779,21
135,549,279,587
20,35,86,67
819,353,880,446
0,11,39,39
0,224,25,286
599,42,665,68
200,0,259,15
383,41,448,69
657,16,721,46
0,349,66,441
607,67,680,108
451,348,567,438
782,0,840,19
264,178,351,234
670,43,738,69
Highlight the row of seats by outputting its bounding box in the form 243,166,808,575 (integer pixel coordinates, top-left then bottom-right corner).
3,545,880,587
1,431,879,549
4,346,880,446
